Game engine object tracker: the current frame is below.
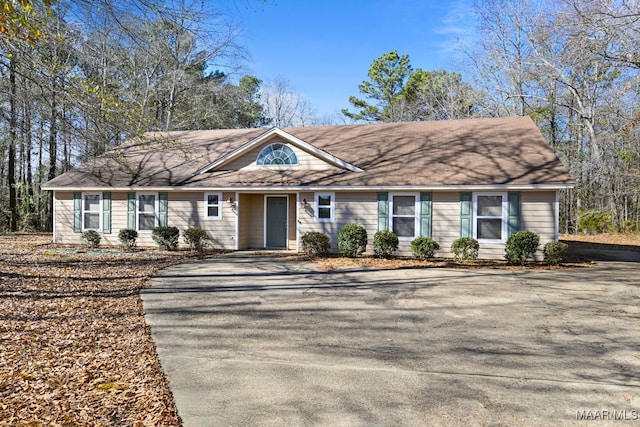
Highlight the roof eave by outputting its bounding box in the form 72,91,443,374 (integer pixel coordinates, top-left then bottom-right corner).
42,183,574,192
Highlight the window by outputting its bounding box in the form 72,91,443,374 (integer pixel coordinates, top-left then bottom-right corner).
82,193,101,231
314,193,334,222
137,193,158,231
473,193,508,242
390,194,418,240
256,143,298,165
205,193,222,220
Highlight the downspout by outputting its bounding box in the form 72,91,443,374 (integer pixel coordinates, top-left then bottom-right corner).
554,191,560,242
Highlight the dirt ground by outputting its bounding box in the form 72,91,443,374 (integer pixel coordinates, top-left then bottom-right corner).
560,232,640,248
0,234,220,426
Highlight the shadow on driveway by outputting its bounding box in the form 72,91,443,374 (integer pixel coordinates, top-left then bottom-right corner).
142,253,640,426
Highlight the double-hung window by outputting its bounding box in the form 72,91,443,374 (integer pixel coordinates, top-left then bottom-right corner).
205,193,222,220
473,193,508,242
137,193,158,232
314,193,334,222
390,194,419,240
82,193,102,231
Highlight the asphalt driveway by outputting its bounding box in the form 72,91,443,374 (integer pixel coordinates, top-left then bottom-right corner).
142,254,640,426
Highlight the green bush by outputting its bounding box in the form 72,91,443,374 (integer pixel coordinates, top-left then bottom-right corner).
410,236,440,260
451,237,479,261
301,232,330,256
183,227,209,252
577,210,613,234
543,241,569,265
118,228,138,250
152,226,180,250
80,230,101,248
337,224,367,257
505,230,540,265
373,230,399,258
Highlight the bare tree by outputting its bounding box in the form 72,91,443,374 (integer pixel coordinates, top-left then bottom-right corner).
261,76,316,127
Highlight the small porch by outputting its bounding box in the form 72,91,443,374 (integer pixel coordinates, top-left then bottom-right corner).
237,193,299,251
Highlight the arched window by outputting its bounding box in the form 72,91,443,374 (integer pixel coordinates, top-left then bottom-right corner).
256,143,298,166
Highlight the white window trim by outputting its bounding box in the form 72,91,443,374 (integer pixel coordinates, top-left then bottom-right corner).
389,193,420,241
82,192,102,232
204,192,222,220
137,192,159,233
314,192,335,222
473,192,508,243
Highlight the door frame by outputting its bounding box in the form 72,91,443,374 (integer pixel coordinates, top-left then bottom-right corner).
263,195,289,249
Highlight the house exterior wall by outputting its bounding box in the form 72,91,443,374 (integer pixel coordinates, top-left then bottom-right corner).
54,189,558,259
53,190,238,249
298,190,558,259
238,194,264,249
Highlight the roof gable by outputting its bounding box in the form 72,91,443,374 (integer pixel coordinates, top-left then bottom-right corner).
196,127,363,174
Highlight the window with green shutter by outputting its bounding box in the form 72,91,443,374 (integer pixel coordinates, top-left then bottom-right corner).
460,192,472,238
508,192,521,236
420,192,432,237
377,192,388,231
73,192,82,233
102,192,111,234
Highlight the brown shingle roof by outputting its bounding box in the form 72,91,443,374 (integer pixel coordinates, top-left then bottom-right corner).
43,116,574,190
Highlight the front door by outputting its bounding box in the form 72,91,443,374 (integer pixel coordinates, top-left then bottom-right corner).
265,196,288,248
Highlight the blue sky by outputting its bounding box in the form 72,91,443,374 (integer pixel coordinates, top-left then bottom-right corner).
225,0,476,120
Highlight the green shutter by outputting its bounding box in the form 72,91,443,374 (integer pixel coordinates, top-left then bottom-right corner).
127,192,136,229
460,192,472,238
159,192,168,227
420,192,432,237
508,192,521,236
377,192,389,231
73,192,82,233
102,192,111,234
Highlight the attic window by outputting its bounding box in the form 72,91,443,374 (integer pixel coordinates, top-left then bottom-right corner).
256,143,298,166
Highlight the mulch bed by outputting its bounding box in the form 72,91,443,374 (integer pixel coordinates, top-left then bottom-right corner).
310,254,592,271
0,234,219,426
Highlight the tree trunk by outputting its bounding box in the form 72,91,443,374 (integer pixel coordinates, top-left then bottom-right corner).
8,54,18,232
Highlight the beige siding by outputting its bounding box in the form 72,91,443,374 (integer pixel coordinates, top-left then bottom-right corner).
167,191,237,250
287,195,297,250
299,192,378,254
521,191,557,260
54,189,558,259
54,191,76,245
54,191,238,249
224,140,339,171
239,194,264,249
431,192,460,258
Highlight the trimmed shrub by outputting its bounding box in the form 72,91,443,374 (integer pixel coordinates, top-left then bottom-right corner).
544,241,569,265
152,226,180,250
505,230,540,265
337,223,367,257
451,237,479,261
118,228,138,250
374,230,399,259
577,210,613,234
80,230,101,248
184,227,209,253
301,232,330,257
410,236,440,260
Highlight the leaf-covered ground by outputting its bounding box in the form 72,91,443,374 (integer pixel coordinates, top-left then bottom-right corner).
0,234,219,426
